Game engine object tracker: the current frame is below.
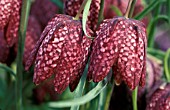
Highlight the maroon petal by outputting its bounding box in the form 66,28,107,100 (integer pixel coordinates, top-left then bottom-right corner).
88,18,119,82
5,0,22,46
53,20,92,93
0,0,13,29
33,23,65,84
113,64,122,85
25,14,72,70
117,20,146,90
69,28,92,91
146,83,170,110
64,0,101,31
54,44,81,93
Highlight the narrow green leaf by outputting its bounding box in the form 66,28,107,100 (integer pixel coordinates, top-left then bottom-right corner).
48,82,107,108
98,0,104,25
51,0,63,9
164,49,170,82
110,5,122,16
0,63,16,78
147,48,165,60
98,86,107,110
147,15,169,48
70,64,89,110
104,83,114,110
167,0,170,24
134,0,166,20
82,0,94,39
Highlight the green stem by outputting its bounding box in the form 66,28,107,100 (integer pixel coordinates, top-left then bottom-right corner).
104,83,114,110
164,49,170,82
98,0,104,25
147,15,168,48
124,0,137,18
0,63,16,77
147,48,165,57
132,87,138,110
74,0,88,20
168,0,170,24
16,0,31,110
70,64,89,110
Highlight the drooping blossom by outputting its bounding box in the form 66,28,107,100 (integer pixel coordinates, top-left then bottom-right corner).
0,0,22,46
64,0,101,31
26,14,93,93
146,83,170,110
88,17,147,90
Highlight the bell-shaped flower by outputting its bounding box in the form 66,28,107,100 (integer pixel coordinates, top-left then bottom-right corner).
26,14,93,93
88,17,147,90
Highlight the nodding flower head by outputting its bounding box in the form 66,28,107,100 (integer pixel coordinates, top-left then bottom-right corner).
64,0,101,31
88,17,147,90
26,14,93,93
0,0,22,46
146,83,170,110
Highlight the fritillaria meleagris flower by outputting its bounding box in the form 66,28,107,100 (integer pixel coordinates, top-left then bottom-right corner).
0,0,22,46
26,14,92,93
88,17,147,90
64,0,101,31
146,83,170,110
30,0,58,29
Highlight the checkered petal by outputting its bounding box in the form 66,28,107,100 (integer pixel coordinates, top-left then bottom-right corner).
88,17,147,90
64,0,101,31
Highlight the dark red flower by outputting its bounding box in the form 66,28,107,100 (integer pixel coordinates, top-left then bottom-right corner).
30,0,58,29
64,0,101,31
0,0,22,46
146,83,170,110
88,17,147,90
26,14,93,93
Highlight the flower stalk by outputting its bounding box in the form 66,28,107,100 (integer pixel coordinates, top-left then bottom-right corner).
16,0,31,110
74,0,88,20
124,0,137,18
132,87,138,110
